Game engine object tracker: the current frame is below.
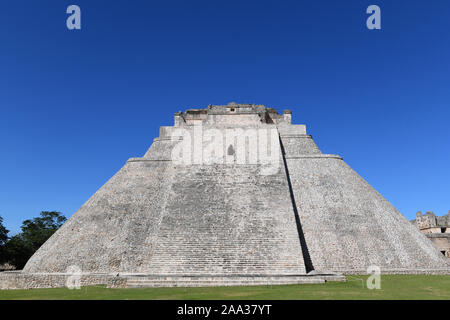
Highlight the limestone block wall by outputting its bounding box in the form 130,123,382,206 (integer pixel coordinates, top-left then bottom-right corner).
0,272,125,290
280,135,321,155
426,234,450,257
24,160,175,273
143,137,177,160
284,153,449,272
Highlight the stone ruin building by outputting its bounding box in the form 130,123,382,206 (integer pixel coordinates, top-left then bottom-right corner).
411,211,450,258
1,103,449,289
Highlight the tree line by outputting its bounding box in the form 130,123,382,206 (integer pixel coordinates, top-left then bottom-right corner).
0,212,66,270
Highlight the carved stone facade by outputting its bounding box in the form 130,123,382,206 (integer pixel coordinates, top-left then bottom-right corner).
411,212,450,258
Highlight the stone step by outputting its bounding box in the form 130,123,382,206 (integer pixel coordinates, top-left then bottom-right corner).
147,163,308,275
125,280,325,287
116,275,346,288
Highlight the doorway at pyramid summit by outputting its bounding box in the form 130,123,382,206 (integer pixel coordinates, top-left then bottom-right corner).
1,103,449,289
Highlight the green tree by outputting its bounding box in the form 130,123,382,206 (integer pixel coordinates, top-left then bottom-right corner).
3,211,66,269
2,235,32,269
20,211,67,252
0,216,9,263
0,216,8,246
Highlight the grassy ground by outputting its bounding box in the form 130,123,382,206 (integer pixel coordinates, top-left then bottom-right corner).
0,275,449,300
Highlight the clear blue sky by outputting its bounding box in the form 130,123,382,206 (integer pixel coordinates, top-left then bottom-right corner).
1,1,449,234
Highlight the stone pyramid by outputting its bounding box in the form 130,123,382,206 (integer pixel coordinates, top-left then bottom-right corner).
3,103,448,289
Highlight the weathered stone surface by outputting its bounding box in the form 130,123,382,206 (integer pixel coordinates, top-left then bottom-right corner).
284,157,448,272
0,271,125,290
148,163,305,275
24,160,175,273
0,272,347,289
411,211,450,258
1,102,448,289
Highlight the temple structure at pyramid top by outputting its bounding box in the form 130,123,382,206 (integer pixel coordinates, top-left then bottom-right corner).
1,103,448,289
174,102,294,126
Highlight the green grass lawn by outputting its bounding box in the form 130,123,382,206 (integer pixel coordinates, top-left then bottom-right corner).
0,275,449,300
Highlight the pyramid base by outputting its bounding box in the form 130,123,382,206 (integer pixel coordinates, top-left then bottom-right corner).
0,271,346,289
340,268,450,275
116,274,346,288
0,271,118,290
